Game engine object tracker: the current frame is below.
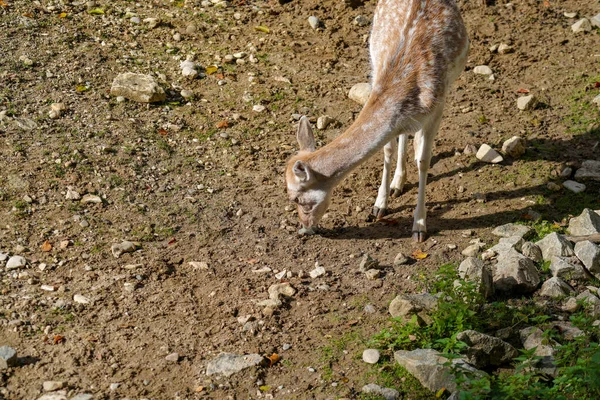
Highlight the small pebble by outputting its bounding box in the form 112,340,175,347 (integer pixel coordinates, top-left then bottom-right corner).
362,349,380,364
308,16,321,30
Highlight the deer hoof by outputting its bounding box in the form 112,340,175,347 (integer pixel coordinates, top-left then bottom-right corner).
390,188,404,198
371,206,387,220
412,231,428,242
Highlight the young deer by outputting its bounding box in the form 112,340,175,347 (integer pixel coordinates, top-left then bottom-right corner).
286,0,469,242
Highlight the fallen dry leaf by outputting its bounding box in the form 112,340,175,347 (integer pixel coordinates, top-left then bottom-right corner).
58,12,67,18
168,238,176,245
158,128,168,136
266,353,280,367
247,258,259,265
195,386,205,393
516,88,530,94
205,65,218,75
216,120,229,129
215,73,225,80
411,250,428,260
254,25,270,33
0,1,8,8
53,335,65,344
41,241,52,252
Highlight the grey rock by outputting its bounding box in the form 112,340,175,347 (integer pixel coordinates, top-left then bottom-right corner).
205,353,265,377
308,16,321,29
540,277,574,298
6,256,26,270
0,346,17,369
536,233,574,261
502,136,526,158
165,352,179,362
476,144,503,163
359,254,380,272
563,180,586,193
568,208,600,236
574,160,600,181
365,269,382,280
571,18,592,33
549,256,588,280
111,241,139,258
497,43,513,54
552,321,584,341
521,242,543,263
394,349,484,393
316,115,334,130
43,381,64,392
575,241,600,277
348,82,372,105
309,265,326,278
562,297,580,312
592,13,600,28
492,223,532,239
458,257,494,298
362,349,380,364
364,304,377,314
110,73,166,103
456,330,518,368
517,95,538,111
576,290,600,316
73,294,91,305
520,327,557,357
489,236,525,253
268,282,296,299
362,383,399,400
493,248,540,293
389,293,438,325
393,252,409,266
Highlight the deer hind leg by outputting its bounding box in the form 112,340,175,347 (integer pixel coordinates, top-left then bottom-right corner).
412,105,444,242
390,133,408,197
372,139,397,219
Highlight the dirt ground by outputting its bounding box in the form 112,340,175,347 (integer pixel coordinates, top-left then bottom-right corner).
1,0,599,399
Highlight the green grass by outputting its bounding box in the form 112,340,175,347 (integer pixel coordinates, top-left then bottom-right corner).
565,75,600,135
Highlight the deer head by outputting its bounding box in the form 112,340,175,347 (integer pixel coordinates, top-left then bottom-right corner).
285,117,334,234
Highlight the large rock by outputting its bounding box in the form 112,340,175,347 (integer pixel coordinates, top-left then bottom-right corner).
0,346,17,369
576,290,600,316
110,73,166,103
535,233,574,261
456,330,518,368
568,208,600,236
571,18,592,33
493,248,540,293
458,257,494,298
549,256,588,280
502,136,526,158
492,223,532,239
394,349,483,393
574,160,600,181
520,327,557,357
521,242,543,263
488,236,524,254
6,255,26,270
348,82,371,105
205,353,265,377
476,144,503,163
389,293,438,325
574,241,600,278
539,277,574,298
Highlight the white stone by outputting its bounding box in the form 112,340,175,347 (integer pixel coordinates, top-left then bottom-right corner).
73,294,91,304
110,73,166,103
348,82,372,105
593,94,600,108
473,65,493,75
564,12,577,18
497,43,513,54
309,266,326,278
316,115,334,130
568,208,600,236
517,95,538,111
308,16,321,29
362,349,380,364
563,180,586,193
252,104,266,113
476,144,503,163
591,14,600,28
571,18,592,33
65,188,81,200
43,381,64,392
6,256,26,270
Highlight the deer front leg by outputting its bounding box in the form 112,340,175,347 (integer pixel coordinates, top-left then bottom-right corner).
412,107,443,242
391,133,408,197
372,139,397,219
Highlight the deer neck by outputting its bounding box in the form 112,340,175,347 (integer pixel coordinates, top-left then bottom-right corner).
307,101,400,184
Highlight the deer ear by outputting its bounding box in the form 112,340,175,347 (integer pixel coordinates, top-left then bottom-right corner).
293,160,310,182
297,116,316,152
